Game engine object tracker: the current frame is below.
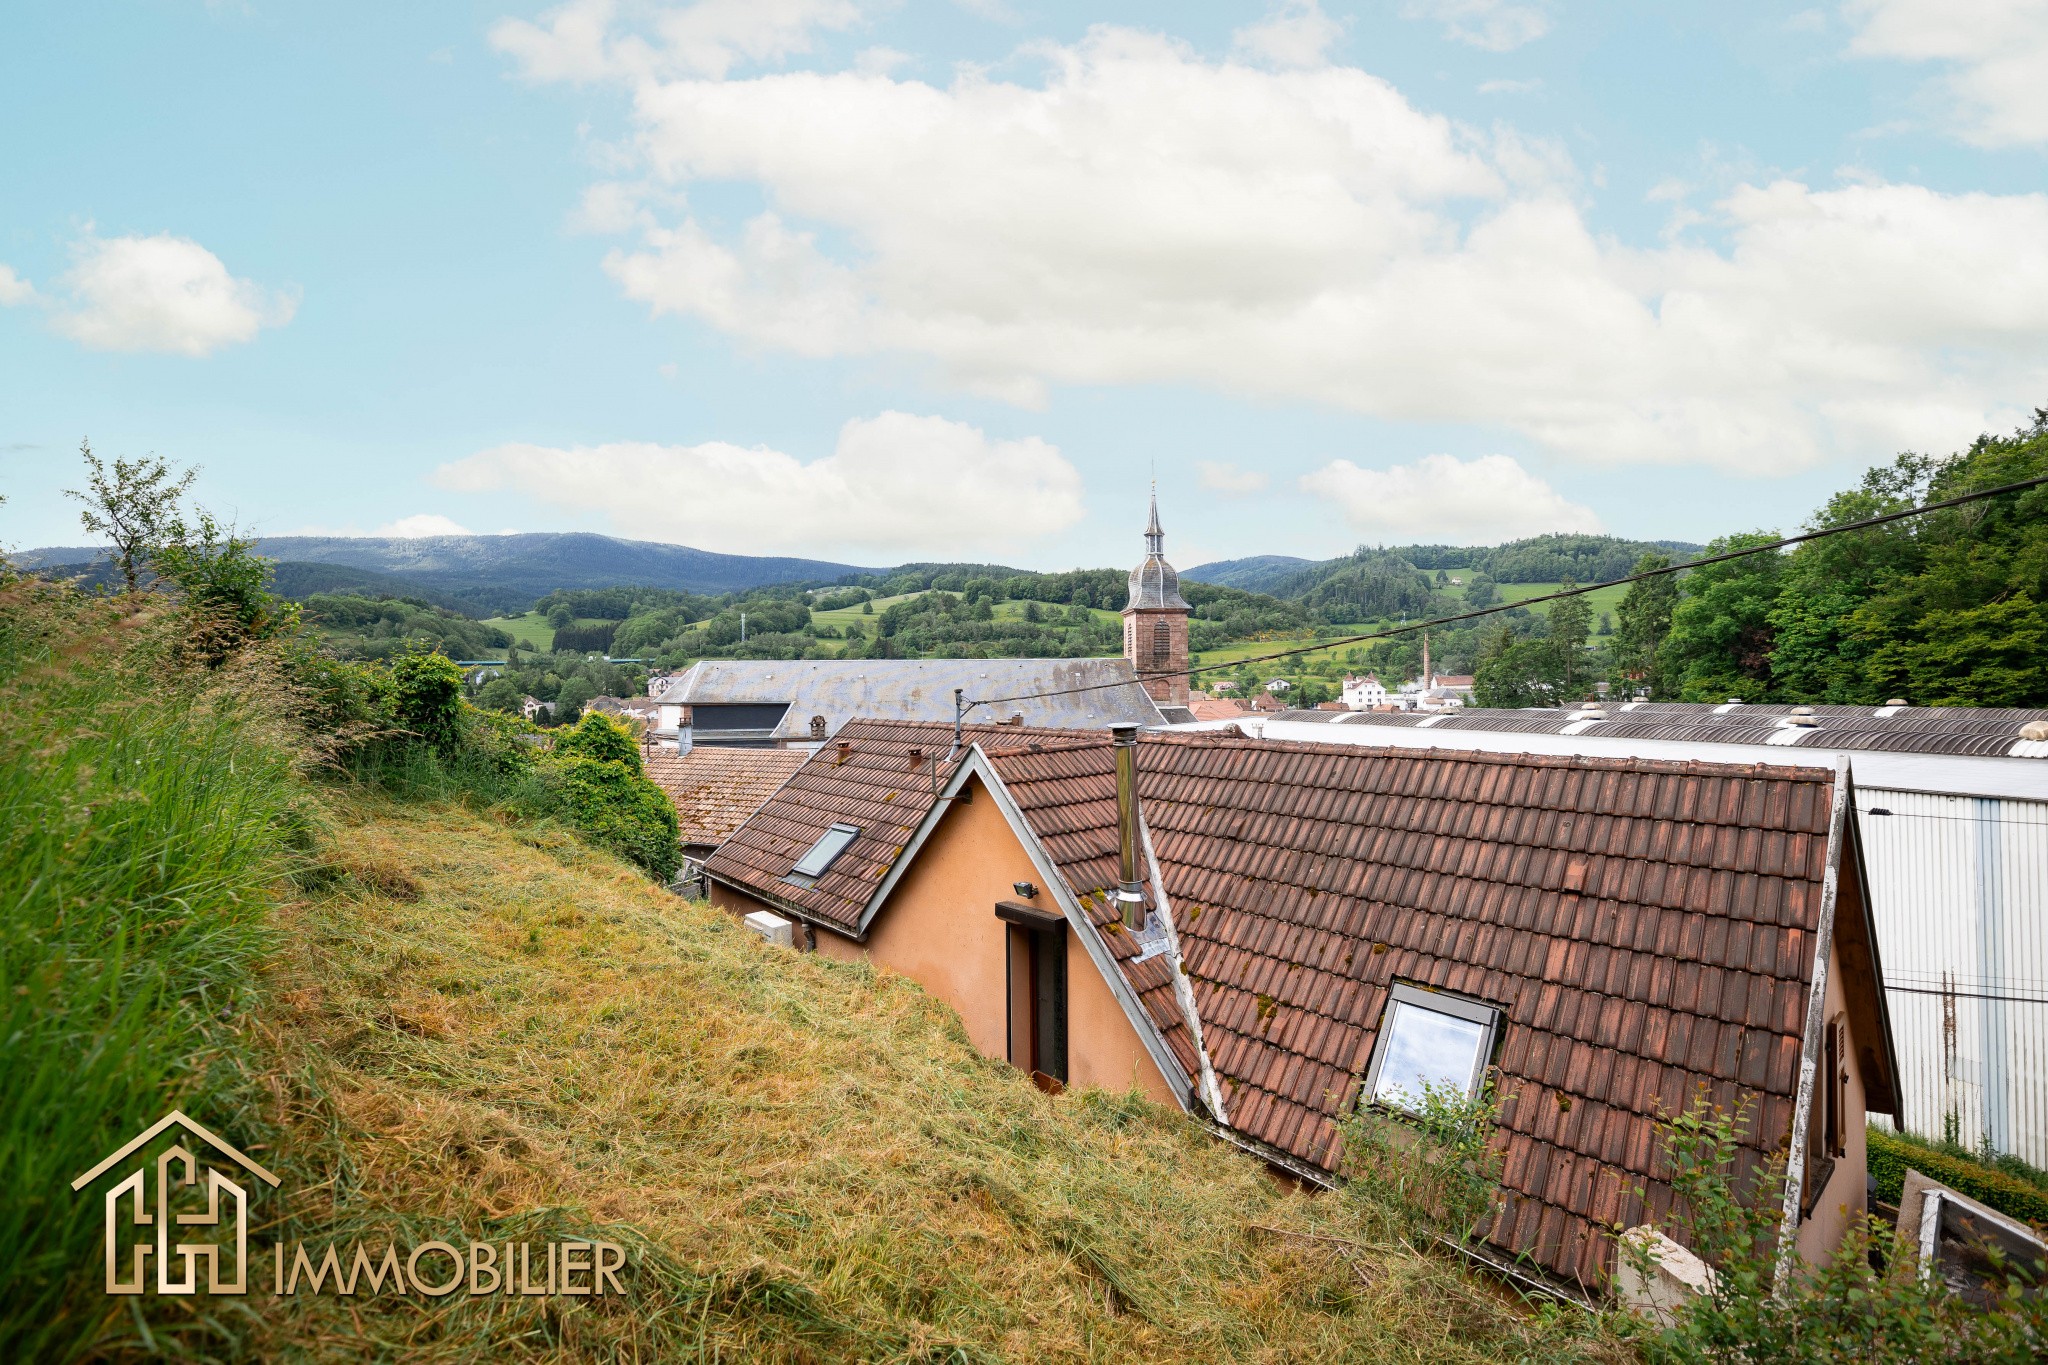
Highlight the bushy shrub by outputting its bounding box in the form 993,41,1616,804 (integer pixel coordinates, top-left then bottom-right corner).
532,752,680,881
1639,1096,2048,1362
1867,1127,2048,1228
386,646,466,752
555,711,643,770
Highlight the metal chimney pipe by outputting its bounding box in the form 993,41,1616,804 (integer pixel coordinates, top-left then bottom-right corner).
1111,724,1145,929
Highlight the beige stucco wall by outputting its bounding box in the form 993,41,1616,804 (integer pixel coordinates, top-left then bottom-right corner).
1794,932,1872,1264
732,775,1176,1104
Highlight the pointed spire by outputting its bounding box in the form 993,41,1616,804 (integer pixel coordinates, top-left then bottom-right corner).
1145,482,1164,556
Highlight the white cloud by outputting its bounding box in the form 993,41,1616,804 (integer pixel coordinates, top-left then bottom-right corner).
1196,460,1271,494
1300,453,1599,542
491,0,862,83
1232,1,1343,70
0,265,34,306
1845,0,2048,146
512,17,2048,476
47,233,295,356
1401,1,1552,53
434,411,1084,559
378,514,476,537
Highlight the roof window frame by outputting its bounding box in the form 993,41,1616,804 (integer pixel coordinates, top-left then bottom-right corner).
1362,981,1504,1115
785,822,861,886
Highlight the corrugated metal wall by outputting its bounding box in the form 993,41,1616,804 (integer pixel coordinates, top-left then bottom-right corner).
1858,788,2048,1167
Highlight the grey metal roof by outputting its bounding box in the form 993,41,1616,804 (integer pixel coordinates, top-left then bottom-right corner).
1126,491,1190,611
656,658,1166,740
1196,705,2048,799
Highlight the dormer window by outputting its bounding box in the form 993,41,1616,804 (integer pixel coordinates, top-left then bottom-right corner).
1364,982,1503,1112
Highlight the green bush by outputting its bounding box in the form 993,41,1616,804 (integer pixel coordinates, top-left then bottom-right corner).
1868,1127,2048,1229
387,646,466,753
532,753,680,881
555,711,643,770
1640,1097,2047,1363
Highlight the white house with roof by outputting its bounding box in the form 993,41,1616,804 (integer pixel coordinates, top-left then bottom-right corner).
1341,673,1387,710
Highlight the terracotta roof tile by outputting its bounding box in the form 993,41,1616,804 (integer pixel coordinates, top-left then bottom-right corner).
976,728,1848,1289
644,745,808,849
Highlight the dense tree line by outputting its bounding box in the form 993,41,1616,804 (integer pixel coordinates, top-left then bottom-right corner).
551,621,620,654
304,593,512,661
1471,412,2048,708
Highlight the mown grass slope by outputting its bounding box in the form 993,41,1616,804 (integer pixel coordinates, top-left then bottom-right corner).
238,797,1626,1363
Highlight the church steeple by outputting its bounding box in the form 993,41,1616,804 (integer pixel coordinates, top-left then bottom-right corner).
1123,487,1191,708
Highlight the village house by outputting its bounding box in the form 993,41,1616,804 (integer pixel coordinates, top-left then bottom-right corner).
519,695,553,722
1341,673,1388,710
1186,693,1250,722
1212,699,2048,1169
705,720,1900,1293
643,744,808,862
586,694,659,732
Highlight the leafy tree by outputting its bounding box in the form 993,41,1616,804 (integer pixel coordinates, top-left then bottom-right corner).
475,676,525,713
1463,573,1498,608
1609,554,1679,699
63,440,196,595
1659,533,1786,702
554,676,596,723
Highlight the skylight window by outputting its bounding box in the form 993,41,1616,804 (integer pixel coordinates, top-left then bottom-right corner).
789,823,860,881
1365,983,1502,1112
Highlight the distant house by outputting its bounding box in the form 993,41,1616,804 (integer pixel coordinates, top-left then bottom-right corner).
1341,673,1387,710
1264,678,1293,694
643,746,808,860
652,658,1173,750
519,696,554,722
1210,680,1239,695
1246,693,1285,714
707,720,1900,1293
587,695,659,732
1186,695,1249,722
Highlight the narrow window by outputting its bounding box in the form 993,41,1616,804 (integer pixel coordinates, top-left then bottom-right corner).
1364,983,1502,1112
1152,618,1171,660
785,823,860,886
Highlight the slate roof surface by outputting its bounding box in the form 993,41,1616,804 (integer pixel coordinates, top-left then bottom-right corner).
979,729,1859,1287
655,659,1165,741
644,746,808,850
702,718,1102,932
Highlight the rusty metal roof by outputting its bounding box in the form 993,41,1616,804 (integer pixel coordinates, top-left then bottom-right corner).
975,728,1887,1288
643,746,808,850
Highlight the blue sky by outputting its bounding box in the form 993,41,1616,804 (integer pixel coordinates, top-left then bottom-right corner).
3,1,2045,572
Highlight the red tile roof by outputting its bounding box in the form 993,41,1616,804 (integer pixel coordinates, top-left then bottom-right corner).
702,718,1100,931
976,729,1886,1287
644,745,808,850
1187,695,1249,721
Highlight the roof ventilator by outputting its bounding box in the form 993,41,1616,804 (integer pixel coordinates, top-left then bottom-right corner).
1112,724,1169,962
1783,706,1821,728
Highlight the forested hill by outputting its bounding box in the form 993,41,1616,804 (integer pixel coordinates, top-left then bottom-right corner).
1188,534,1703,599
15,532,880,617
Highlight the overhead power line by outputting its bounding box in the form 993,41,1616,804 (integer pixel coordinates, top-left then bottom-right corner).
960,470,2048,717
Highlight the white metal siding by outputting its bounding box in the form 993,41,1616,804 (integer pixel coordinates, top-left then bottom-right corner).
1859,788,2048,1167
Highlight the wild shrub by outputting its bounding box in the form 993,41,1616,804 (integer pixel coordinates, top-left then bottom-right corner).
1640,1096,2048,1362
1336,1075,1504,1246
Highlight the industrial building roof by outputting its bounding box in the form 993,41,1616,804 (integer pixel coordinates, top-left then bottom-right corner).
1198,703,2048,801
643,745,807,851
655,658,1166,741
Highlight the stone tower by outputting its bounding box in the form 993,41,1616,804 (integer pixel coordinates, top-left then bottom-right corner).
1122,488,1191,707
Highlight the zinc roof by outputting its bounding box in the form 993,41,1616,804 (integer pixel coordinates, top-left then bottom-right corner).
657,658,1166,741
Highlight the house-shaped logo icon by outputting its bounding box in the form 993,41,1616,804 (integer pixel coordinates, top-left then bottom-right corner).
71,1110,281,1295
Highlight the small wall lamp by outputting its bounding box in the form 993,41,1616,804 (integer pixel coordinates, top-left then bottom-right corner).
1012,881,1039,900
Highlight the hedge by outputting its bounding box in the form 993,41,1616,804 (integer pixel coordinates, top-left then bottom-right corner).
1867,1127,2048,1229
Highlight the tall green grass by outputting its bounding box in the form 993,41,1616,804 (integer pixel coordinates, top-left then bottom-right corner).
0,582,308,1360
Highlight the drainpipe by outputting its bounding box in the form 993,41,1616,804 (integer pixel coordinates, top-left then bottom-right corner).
1111,723,1146,930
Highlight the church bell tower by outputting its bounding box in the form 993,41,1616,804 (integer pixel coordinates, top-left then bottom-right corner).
1122,489,1191,707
